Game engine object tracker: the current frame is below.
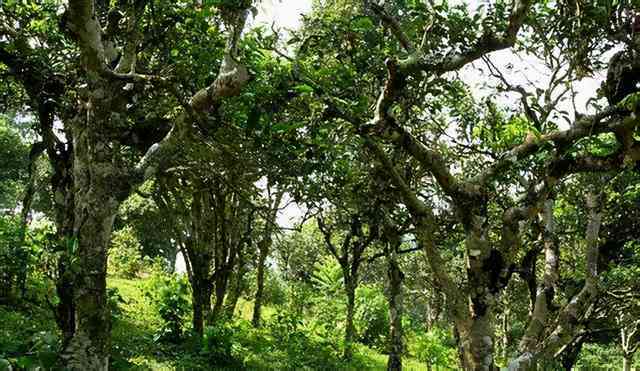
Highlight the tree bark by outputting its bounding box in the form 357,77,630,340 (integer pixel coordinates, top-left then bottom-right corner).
61,112,123,370
252,239,270,327
191,276,213,337
211,267,231,322
386,249,404,371
224,254,247,320
344,278,357,361
252,189,282,327
508,192,603,370
623,354,633,371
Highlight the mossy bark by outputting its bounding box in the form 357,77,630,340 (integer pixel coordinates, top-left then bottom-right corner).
386,250,404,371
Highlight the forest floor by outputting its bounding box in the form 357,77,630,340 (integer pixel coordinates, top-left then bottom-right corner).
0,275,437,369
107,277,432,370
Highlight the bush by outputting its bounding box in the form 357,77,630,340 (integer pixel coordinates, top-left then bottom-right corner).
144,272,190,343
108,227,143,278
202,322,244,366
0,216,28,300
410,327,457,368
108,287,127,322
263,270,287,306
354,284,389,350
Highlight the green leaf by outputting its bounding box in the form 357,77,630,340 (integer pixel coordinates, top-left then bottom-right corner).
293,84,314,94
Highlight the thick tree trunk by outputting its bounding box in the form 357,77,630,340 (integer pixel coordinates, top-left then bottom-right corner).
458,312,496,370
386,252,404,371
56,255,76,347
61,99,126,369
344,279,357,361
50,154,76,347
252,240,269,327
191,277,213,337
459,214,497,371
63,208,115,370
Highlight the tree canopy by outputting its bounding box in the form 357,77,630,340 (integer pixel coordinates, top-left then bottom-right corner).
1,0,640,370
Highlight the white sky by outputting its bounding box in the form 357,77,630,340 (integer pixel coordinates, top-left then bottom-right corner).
253,0,313,30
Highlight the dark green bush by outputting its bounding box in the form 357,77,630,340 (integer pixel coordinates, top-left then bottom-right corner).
0,216,27,301
202,322,243,367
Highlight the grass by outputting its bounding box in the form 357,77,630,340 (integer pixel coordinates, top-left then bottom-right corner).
107,276,433,370
0,276,434,370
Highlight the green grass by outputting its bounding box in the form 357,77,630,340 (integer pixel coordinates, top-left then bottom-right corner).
107,276,432,370
1,276,432,370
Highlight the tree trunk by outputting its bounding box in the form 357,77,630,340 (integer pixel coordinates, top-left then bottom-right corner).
252,189,282,327
501,305,511,361
191,277,213,337
252,240,269,327
224,259,247,320
211,268,231,322
62,192,118,370
623,354,633,371
386,252,404,371
61,101,126,370
344,278,356,361
458,312,496,371
56,255,76,347
459,215,497,371
50,153,76,347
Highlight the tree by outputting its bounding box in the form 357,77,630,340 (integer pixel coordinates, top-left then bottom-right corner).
251,182,284,327
2,0,254,367
288,0,640,368
317,211,379,360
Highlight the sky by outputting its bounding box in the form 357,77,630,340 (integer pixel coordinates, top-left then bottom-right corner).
253,0,313,30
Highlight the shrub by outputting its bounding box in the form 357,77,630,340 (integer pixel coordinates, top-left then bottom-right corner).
263,270,287,306
0,216,27,300
108,227,143,278
107,287,127,322
202,322,244,366
144,272,190,343
410,327,458,368
354,284,389,350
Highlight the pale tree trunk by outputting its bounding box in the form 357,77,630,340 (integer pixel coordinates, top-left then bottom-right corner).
459,212,498,371
386,248,404,371
512,199,559,370
502,306,511,361
509,193,603,370
620,317,639,371
623,355,633,371
61,111,124,370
